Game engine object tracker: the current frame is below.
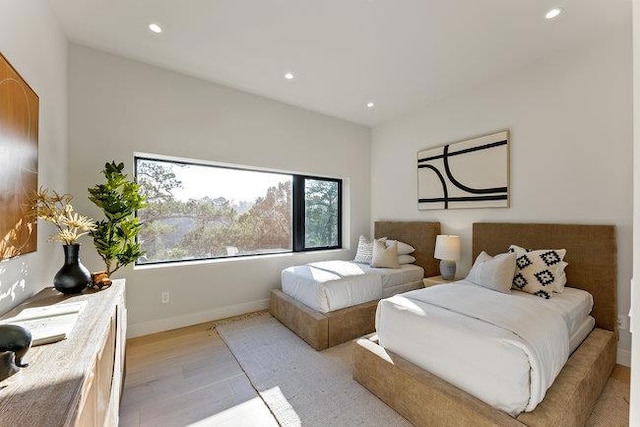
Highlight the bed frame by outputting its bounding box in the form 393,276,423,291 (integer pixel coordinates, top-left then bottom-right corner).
269,221,441,350
353,222,617,427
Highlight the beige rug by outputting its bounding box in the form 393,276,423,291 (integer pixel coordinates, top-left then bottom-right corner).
217,313,629,426
587,377,630,426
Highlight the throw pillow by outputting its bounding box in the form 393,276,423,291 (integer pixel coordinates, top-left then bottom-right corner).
509,245,568,293
354,236,385,263
371,239,400,268
397,254,416,265
385,240,416,255
508,245,567,299
466,251,516,294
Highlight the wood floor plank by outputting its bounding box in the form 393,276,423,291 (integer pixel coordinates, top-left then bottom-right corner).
611,364,631,384
120,321,277,427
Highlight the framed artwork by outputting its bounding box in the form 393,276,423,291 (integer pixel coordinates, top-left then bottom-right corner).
0,52,39,260
417,130,509,210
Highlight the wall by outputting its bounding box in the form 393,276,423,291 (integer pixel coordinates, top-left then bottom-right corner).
67,44,371,337
371,26,633,364
631,0,639,423
0,0,68,314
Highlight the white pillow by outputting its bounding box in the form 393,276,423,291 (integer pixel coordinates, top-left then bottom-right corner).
397,254,416,265
371,240,400,269
385,240,415,255
509,245,568,293
508,245,567,299
466,251,516,294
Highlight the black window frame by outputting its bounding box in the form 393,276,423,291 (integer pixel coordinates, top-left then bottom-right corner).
134,156,343,266
292,175,343,252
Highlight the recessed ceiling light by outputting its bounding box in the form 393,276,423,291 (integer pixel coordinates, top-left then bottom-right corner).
366,102,375,108
545,7,563,20
284,72,295,80
148,23,163,34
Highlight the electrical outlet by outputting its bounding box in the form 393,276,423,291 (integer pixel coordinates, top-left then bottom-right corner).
617,314,627,330
161,292,170,304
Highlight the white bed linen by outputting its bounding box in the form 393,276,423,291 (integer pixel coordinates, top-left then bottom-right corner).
376,281,584,415
570,316,595,353
538,286,593,338
357,263,424,289
281,261,423,313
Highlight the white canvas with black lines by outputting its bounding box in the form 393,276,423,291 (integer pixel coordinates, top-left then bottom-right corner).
417,130,509,210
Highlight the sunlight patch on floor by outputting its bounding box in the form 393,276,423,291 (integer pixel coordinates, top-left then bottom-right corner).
187,396,278,427
261,386,300,425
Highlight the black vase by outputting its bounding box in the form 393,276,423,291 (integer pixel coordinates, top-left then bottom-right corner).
53,244,91,294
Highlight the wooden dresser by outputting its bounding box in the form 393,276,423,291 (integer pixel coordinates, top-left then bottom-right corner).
0,279,126,426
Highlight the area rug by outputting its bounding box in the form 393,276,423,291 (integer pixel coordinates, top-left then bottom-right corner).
586,377,630,426
216,313,629,426
216,312,410,426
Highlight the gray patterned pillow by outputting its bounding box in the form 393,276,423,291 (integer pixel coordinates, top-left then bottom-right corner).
508,245,567,299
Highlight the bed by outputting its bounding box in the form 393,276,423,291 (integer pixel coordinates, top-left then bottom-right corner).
281,261,425,313
353,223,617,427
269,221,440,350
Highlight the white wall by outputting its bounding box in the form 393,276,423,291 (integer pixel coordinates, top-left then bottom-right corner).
630,0,640,423
67,44,371,337
372,27,633,364
0,0,68,314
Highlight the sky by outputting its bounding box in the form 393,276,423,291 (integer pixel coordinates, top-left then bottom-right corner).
167,161,290,203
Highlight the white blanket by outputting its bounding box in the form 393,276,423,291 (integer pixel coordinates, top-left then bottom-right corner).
377,281,570,414
282,261,383,313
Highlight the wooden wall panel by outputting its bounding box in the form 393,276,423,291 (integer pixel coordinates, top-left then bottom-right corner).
0,52,39,260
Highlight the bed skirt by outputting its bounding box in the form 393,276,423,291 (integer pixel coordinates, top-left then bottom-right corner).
353,328,616,426
269,289,378,350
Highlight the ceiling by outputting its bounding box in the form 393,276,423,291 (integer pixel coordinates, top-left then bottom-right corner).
49,0,629,127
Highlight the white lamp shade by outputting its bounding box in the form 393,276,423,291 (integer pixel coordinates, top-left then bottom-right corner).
434,235,461,261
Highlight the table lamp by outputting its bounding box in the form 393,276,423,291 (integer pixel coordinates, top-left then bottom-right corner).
434,235,461,280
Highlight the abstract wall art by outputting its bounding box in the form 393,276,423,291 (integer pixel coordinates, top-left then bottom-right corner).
0,53,39,260
417,130,509,210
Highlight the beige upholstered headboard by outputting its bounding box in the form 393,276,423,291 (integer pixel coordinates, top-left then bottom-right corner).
374,221,441,278
472,223,617,333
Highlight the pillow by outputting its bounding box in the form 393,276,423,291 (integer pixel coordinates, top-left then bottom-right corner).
508,245,567,299
371,240,400,268
397,254,416,265
354,236,386,263
465,251,516,294
509,245,568,293
385,240,415,255
555,261,568,293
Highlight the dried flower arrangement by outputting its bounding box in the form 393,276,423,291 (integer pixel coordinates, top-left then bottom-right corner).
30,188,96,245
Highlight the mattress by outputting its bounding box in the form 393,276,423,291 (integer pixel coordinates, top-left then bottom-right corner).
376,281,594,416
281,261,424,313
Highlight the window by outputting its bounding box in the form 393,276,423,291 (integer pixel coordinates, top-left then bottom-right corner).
135,156,342,265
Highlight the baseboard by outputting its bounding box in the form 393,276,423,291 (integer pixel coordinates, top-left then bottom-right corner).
617,347,631,367
127,299,270,338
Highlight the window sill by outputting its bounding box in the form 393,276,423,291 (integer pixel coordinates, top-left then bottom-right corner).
133,248,348,271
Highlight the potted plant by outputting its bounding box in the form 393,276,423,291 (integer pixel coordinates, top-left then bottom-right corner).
88,162,147,287
30,188,96,294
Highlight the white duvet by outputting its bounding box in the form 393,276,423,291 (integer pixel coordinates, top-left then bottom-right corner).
376,281,573,415
281,261,423,313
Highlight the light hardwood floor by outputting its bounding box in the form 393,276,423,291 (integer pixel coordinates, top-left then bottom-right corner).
119,321,278,426
119,320,631,427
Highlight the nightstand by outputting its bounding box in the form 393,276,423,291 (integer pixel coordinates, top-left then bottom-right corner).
423,275,454,287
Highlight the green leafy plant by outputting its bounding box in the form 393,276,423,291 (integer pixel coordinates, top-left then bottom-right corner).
88,162,147,276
